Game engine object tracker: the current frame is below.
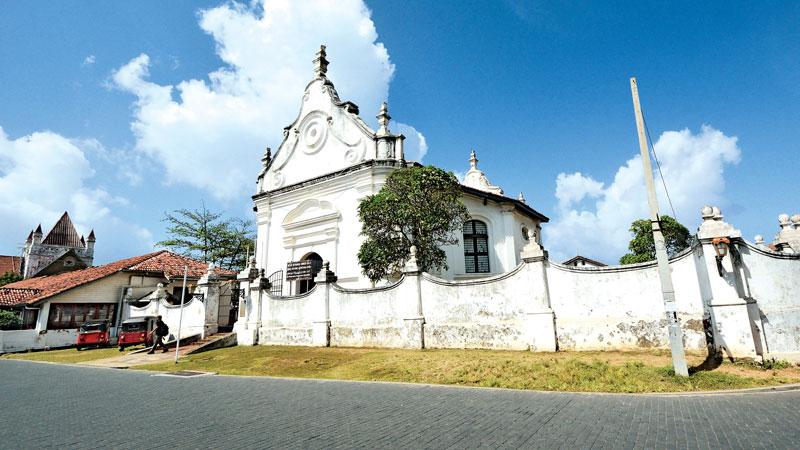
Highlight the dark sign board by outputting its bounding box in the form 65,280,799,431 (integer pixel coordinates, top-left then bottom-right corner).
286,260,315,281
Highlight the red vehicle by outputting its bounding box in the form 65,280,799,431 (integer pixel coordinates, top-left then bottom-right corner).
76,320,110,350
118,316,157,351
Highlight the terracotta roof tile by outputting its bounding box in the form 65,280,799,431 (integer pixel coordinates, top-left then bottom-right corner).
0,288,42,306
0,250,234,307
41,212,84,247
0,256,22,276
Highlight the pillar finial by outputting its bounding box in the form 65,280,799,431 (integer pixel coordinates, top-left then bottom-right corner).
313,44,328,79
377,101,391,134
469,149,478,169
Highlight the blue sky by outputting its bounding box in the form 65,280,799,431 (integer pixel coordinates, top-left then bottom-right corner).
1,1,798,264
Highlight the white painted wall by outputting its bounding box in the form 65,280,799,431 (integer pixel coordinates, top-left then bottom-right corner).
237,239,800,360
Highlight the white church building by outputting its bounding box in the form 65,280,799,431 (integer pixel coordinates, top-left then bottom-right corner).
235,46,800,362
253,45,547,294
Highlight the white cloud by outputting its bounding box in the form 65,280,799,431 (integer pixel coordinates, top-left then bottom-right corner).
545,125,741,264
395,122,428,162
0,126,153,262
114,0,406,200
83,55,96,66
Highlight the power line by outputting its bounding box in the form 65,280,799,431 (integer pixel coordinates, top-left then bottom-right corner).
641,113,678,220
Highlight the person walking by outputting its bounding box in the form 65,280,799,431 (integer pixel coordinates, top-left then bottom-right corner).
147,315,169,354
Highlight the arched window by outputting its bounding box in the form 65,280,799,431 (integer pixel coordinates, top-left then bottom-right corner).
297,253,323,294
463,220,490,273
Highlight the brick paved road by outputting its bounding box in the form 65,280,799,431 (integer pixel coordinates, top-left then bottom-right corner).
1,360,798,449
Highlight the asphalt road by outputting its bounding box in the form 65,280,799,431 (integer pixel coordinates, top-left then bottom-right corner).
1,360,798,449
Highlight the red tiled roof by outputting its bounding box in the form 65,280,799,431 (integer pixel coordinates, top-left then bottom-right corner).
0,255,22,276
126,251,235,278
0,250,234,307
0,288,42,307
41,212,84,247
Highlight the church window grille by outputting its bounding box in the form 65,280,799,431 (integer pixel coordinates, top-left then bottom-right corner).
463,220,490,273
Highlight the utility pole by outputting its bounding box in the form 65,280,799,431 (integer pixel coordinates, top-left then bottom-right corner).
630,77,689,377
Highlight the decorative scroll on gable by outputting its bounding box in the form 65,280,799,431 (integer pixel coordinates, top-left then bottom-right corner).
257,46,406,193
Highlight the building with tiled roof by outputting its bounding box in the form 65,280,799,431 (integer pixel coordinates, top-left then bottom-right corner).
0,255,22,277
1,250,234,307
21,212,96,279
562,255,607,268
0,250,236,353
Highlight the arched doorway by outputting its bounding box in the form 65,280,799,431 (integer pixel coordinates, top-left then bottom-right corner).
297,252,323,294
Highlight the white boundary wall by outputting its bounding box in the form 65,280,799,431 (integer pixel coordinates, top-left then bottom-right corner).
236,236,800,362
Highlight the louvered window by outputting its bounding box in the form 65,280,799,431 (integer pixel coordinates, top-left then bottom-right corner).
463,220,490,273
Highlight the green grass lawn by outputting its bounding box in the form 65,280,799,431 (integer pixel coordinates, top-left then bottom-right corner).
1,346,142,364
136,346,800,393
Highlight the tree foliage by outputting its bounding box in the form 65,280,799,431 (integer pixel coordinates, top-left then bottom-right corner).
619,215,691,265
358,166,470,283
156,203,255,271
0,271,23,287
0,309,21,330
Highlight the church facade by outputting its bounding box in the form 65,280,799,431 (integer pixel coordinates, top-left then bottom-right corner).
253,46,547,294
21,212,95,279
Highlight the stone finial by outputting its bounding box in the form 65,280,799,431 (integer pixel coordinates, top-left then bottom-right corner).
249,255,257,269
313,44,328,79
314,260,337,283
701,205,714,221
463,149,504,195
469,149,478,170
698,205,741,239
779,213,792,229
520,229,546,261
791,214,800,229
206,262,216,275
404,245,420,273
518,192,526,204
149,283,167,301
755,235,764,245
377,101,391,135
262,147,272,167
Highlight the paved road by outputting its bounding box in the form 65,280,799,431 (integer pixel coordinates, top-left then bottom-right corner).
1,360,798,449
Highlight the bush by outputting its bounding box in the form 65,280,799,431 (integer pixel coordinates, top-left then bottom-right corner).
762,358,792,370
0,309,22,330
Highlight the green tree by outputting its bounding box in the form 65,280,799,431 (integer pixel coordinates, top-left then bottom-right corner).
0,271,23,287
358,165,470,283
0,309,21,330
156,203,255,271
619,215,691,265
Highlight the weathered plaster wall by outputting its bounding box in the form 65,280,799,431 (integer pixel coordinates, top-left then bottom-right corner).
547,250,707,351
237,240,800,360
329,281,411,348
0,329,78,353
126,298,206,341
421,265,532,350
258,288,324,345
737,243,800,359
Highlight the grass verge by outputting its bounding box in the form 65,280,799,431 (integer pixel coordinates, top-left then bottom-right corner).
136,346,800,393
1,346,140,364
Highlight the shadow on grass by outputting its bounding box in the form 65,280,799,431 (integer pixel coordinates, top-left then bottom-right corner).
689,349,723,375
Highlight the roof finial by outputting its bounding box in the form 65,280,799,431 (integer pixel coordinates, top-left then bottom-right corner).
377,101,391,135
518,192,526,203
469,149,478,170
313,44,328,79
262,147,272,167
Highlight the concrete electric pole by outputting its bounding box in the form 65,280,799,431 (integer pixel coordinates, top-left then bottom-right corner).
629,77,689,377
